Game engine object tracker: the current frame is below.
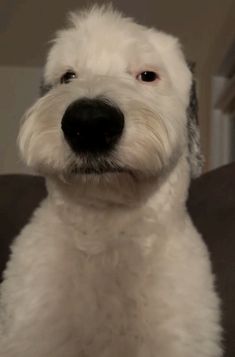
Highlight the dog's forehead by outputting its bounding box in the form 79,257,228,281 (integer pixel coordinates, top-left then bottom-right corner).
45,9,167,83
63,24,150,65
44,6,192,106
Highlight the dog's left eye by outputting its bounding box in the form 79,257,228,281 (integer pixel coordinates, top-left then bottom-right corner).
137,71,159,82
60,70,77,84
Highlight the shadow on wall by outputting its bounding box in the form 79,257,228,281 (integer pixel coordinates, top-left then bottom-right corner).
0,66,42,174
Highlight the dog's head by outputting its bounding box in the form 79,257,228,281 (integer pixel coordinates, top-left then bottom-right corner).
18,6,201,203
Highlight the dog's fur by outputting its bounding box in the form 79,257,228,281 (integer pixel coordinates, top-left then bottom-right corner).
0,5,222,357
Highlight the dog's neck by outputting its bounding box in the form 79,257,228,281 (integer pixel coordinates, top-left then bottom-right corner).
44,157,190,254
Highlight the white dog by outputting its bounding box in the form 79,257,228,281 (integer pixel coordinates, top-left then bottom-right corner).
0,5,222,357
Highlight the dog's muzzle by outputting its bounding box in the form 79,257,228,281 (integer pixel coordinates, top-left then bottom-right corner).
61,98,124,155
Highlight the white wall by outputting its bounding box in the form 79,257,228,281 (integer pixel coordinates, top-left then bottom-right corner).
210,76,233,169
0,66,42,174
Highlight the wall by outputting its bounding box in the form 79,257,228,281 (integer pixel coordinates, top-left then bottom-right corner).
210,76,231,169
199,3,235,169
0,66,41,174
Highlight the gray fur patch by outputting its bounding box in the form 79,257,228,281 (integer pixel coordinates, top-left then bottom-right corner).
40,80,52,97
187,75,204,178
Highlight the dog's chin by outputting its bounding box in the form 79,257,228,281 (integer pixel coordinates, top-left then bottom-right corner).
61,165,139,185
37,154,167,184
69,165,132,176
53,159,156,186
34,159,142,183
63,157,135,178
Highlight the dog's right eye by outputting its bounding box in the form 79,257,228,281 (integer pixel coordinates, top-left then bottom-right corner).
60,71,77,84
136,71,159,83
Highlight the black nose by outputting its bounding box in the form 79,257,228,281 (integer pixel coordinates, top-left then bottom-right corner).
61,98,124,154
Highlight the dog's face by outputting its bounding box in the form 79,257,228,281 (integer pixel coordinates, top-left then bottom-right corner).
19,6,194,195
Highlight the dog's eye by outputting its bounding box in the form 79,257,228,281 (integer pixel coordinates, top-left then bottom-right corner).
60,71,77,84
137,71,159,82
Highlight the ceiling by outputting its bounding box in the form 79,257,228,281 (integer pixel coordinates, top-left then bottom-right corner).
1,0,235,72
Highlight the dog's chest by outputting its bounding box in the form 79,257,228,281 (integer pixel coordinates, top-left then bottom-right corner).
54,211,167,355
21,204,173,356
64,237,164,355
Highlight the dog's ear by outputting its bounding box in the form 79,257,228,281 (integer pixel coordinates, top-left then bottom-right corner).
186,63,203,178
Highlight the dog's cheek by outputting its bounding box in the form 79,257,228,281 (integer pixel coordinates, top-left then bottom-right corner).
18,106,39,167
18,104,71,173
116,116,172,174
116,97,187,175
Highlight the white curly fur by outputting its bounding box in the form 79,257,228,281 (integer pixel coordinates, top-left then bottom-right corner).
0,5,222,357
